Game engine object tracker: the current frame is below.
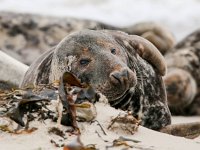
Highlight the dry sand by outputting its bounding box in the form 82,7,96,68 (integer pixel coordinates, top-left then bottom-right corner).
1,102,200,150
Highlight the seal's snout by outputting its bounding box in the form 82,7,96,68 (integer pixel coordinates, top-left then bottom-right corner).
109,68,136,87
164,68,197,110
110,69,128,84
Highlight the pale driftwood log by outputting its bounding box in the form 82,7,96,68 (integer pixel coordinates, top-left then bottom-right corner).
0,51,28,87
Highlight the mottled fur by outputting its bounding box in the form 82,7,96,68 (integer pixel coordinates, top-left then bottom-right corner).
164,29,200,115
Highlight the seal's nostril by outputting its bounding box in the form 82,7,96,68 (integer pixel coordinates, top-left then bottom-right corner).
110,69,130,85
111,73,122,84
121,69,129,79
126,70,129,79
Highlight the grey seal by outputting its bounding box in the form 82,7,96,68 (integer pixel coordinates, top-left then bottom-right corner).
21,29,170,130
164,29,200,115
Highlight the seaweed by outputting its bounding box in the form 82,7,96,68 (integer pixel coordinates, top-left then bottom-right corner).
0,71,98,132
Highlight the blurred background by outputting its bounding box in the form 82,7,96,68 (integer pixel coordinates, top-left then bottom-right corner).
0,0,200,40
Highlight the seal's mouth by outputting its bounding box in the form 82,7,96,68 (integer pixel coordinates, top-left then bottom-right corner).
95,78,136,110
109,87,135,110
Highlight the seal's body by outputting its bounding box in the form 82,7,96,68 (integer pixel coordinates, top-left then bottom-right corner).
164,29,200,115
21,30,171,130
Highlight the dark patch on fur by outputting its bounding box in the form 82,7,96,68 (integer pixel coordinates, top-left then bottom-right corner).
36,54,53,84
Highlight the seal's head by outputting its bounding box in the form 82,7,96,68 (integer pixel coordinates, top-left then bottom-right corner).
49,30,166,102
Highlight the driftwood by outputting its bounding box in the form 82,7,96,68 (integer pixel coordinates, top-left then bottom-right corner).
0,51,28,88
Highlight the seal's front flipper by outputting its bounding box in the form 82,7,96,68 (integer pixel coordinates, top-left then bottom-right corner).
120,22,176,55
160,122,200,139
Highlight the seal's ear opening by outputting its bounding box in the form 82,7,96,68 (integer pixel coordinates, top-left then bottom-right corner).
104,30,167,76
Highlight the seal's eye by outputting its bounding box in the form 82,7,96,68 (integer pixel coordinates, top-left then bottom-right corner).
80,59,91,66
111,48,116,55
